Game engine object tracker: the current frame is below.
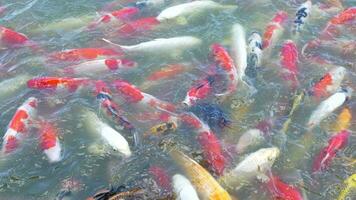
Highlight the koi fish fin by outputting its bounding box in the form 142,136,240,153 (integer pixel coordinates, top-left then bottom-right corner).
102,38,125,52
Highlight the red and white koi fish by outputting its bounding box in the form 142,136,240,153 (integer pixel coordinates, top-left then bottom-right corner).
231,23,247,83
64,58,137,76
180,112,226,176
262,11,288,50
307,88,352,129
94,80,135,131
312,130,349,173
112,80,176,113
47,48,123,63
280,40,299,90
27,77,90,92
309,66,346,98
182,75,215,107
211,43,238,97
114,17,160,37
148,166,172,191
1,97,38,154
38,121,61,163
172,174,200,200
0,26,36,49
87,7,140,30
266,175,304,200
293,1,312,35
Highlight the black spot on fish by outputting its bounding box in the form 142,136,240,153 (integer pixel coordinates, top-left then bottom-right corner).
190,103,231,130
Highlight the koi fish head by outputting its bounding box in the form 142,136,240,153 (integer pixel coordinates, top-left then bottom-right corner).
273,11,289,24
182,76,214,107
112,80,144,103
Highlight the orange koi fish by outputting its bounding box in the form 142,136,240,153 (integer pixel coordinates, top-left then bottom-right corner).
211,43,238,97
0,26,36,49
47,48,123,63
310,66,346,98
1,97,38,154
266,175,304,200
182,75,215,107
262,11,288,50
331,107,352,133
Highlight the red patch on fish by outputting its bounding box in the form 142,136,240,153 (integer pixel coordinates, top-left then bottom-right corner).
4,136,19,154
197,131,226,176
266,175,304,200
147,64,186,81
312,73,333,98
148,166,172,191
116,17,160,36
111,7,140,20
210,43,234,72
280,40,299,90
39,122,58,150
27,77,89,92
47,48,122,63
112,80,144,103
312,130,349,173
9,110,29,133
105,59,119,70
262,11,288,49
180,114,202,129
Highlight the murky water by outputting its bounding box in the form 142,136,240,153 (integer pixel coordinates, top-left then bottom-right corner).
0,0,355,199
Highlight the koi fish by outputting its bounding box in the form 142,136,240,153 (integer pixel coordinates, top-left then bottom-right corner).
182,75,215,107
27,77,90,92
331,107,351,133
293,1,312,35
312,130,349,173
281,90,305,134
220,147,280,188
47,48,123,63
103,36,202,56
280,40,299,90
211,43,238,97
190,103,231,129
135,0,165,9
337,174,356,200
144,121,177,137
112,80,176,112
168,147,232,200
0,26,35,49
179,112,226,176
307,88,352,129
64,58,137,76
141,63,191,90
82,109,131,157
320,7,356,40
1,97,38,154
38,121,61,163
148,166,172,191
94,81,134,131
172,174,200,200
266,175,304,200
235,129,265,154
262,11,289,50
87,7,141,30
156,0,237,23
114,17,160,37
246,32,262,78
231,23,247,83
310,66,346,98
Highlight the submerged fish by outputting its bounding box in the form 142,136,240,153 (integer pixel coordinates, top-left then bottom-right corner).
231,23,247,83
47,48,123,63
27,77,90,93
280,40,299,90
307,88,352,129
246,32,262,78
38,121,62,163
172,174,200,200
156,1,237,24
82,109,132,157
168,147,232,200
1,97,38,154
265,175,304,200
103,36,202,57
312,130,349,173
309,66,346,99
293,1,312,35
235,129,265,154
182,75,215,107
0,26,35,49
262,11,288,51
220,147,280,188
0,74,32,103
330,107,352,133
